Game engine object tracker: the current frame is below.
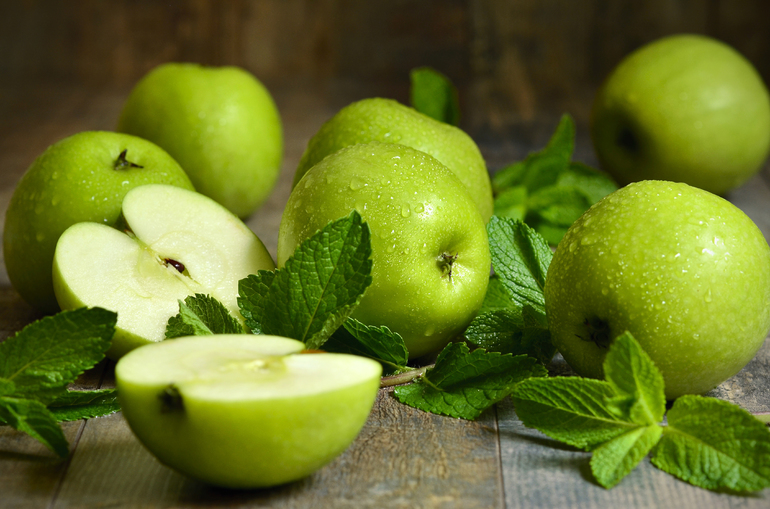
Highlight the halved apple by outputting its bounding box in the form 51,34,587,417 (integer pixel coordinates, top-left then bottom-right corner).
115,335,382,488
52,184,275,358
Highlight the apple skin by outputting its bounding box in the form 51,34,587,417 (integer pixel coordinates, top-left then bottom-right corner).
115,335,382,489
278,142,491,359
117,63,283,218
591,34,770,196
545,181,770,399
53,184,275,359
293,97,494,222
3,131,194,314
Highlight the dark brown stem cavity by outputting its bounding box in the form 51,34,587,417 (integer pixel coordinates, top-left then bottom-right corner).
438,252,458,281
159,384,184,413
115,149,144,170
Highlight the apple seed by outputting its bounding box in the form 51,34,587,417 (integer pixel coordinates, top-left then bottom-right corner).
164,258,186,273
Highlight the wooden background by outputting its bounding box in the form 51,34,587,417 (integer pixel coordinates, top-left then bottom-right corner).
3,0,770,157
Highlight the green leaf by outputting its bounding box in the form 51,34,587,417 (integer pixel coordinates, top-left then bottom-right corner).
0,308,117,405
493,186,528,221
238,270,276,334
0,397,69,457
652,395,770,492
165,294,244,339
492,114,574,194
591,425,663,489
464,305,554,365
47,389,120,422
511,377,636,451
323,318,409,375
0,378,15,397
395,343,546,420
478,275,517,314
557,162,618,204
486,216,552,318
602,332,666,426
409,67,460,126
238,211,373,350
526,185,593,227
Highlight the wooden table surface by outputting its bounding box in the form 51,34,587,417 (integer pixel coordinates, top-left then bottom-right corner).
1,83,769,509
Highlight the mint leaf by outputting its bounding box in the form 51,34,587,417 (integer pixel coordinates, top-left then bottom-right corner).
323,318,409,375
0,397,69,457
395,343,546,420
409,67,460,126
526,185,593,227
48,389,120,422
493,186,528,221
165,294,244,339
238,211,373,350
511,377,636,450
603,332,666,426
591,424,663,489
487,216,552,318
0,308,117,405
478,275,517,314
652,395,770,492
492,114,574,194
238,270,276,334
464,305,554,365
557,162,617,204
0,378,14,396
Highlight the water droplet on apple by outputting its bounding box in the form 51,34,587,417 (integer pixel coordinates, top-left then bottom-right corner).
569,242,577,253
601,287,609,295
386,243,396,253
36,232,45,242
349,178,365,191
401,205,411,218
414,204,425,213
704,288,712,303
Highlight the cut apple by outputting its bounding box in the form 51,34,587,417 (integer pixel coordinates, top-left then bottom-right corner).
115,334,382,488
52,184,275,358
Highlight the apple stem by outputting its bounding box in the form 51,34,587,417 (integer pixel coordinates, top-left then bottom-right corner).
379,365,433,387
115,149,144,170
438,252,458,280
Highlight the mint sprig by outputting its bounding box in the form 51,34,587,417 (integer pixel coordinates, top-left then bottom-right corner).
323,318,409,375
394,342,547,420
409,66,460,126
512,331,770,491
165,293,244,339
238,211,372,350
492,114,617,244
0,307,117,457
48,389,120,422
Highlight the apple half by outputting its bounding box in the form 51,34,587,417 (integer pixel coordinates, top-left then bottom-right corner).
52,184,275,359
115,335,382,488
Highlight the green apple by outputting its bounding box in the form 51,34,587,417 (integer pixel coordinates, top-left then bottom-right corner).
53,184,275,359
115,334,381,488
117,63,283,218
591,34,770,196
293,97,494,221
545,180,770,399
3,131,194,314
278,141,490,359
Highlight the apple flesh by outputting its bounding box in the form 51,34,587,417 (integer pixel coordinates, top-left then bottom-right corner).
115,335,382,489
3,131,194,313
117,63,283,218
293,97,494,221
53,184,275,359
278,141,490,359
545,181,770,399
591,34,770,195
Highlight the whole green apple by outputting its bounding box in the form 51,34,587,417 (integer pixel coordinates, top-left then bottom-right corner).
545,180,770,399
591,34,770,195
3,131,194,314
53,184,275,359
116,334,381,488
278,142,491,359
293,97,494,221
117,63,283,218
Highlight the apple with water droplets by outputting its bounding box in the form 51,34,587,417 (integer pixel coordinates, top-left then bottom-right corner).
3,131,194,314
545,180,770,399
293,97,494,222
116,335,381,488
278,141,490,359
53,184,274,359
